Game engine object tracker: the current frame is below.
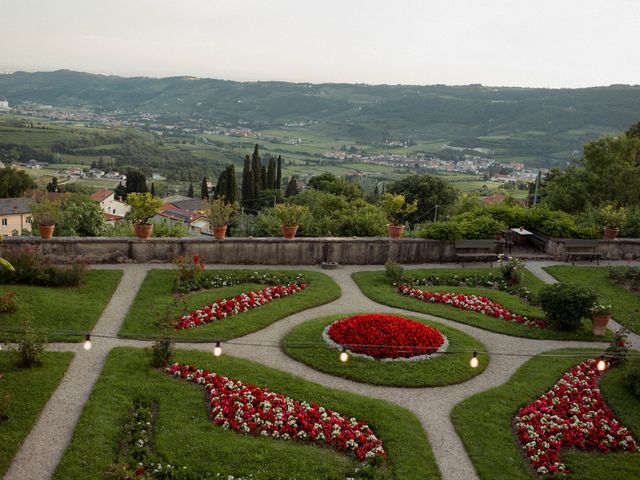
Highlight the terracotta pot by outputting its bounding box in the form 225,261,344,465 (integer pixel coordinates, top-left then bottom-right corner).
604,227,619,240
386,224,405,239
38,224,55,240
134,223,153,240
212,225,227,240
591,314,611,336
280,224,298,240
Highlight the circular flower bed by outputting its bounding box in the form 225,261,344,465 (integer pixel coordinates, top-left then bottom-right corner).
324,314,447,360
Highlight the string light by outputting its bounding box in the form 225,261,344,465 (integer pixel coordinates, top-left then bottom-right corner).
339,348,349,363
83,334,92,351
469,351,479,368
213,342,222,357
597,355,607,372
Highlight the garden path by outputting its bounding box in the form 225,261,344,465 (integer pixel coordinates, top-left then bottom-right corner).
6,261,631,480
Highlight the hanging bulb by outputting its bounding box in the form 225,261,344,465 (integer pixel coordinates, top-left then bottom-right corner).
213,341,222,357
469,351,479,368
83,334,92,351
339,348,349,363
596,356,607,372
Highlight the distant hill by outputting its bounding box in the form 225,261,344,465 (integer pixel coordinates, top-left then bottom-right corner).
1,70,640,166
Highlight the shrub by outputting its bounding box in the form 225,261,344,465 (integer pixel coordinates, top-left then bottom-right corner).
604,328,630,367
538,283,598,331
126,192,162,225
0,291,17,313
208,197,240,227
30,198,62,226
418,221,461,240
12,326,46,368
0,251,85,287
624,360,640,399
497,255,525,285
104,221,189,237
457,215,506,239
384,259,404,286
150,339,175,368
275,203,309,226
379,193,417,226
601,204,627,230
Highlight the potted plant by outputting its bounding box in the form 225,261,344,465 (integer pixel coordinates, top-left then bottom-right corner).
30,198,62,240
379,193,417,239
208,197,240,240
126,192,162,240
275,204,309,240
590,303,613,336
601,204,626,240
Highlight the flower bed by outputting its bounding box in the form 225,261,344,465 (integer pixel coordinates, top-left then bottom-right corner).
515,359,637,476
324,314,447,360
398,285,546,329
174,283,305,330
166,363,386,461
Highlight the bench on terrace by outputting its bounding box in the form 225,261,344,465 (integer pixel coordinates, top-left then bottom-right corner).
455,240,498,267
564,239,602,265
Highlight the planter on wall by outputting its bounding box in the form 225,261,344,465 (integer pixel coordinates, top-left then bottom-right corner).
38,224,55,240
604,227,619,240
134,223,153,240
212,225,227,240
280,224,299,240
386,224,405,239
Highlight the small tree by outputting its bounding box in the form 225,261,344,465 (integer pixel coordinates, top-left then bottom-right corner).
187,183,194,198
200,176,209,200
379,193,417,226
601,204,627,230
538,283,598,331
46,177,58,192
31,199,62,226
126,192,162,225
285,176,299,197
208,197,240,227
275,204,308,226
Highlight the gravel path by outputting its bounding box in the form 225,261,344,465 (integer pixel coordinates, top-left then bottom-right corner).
5,260,633,480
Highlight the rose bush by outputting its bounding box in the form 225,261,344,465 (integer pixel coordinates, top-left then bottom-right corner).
166,363,386,461
174,283,305,330
398,285,546,328
326,314,446,359
515,358,637,475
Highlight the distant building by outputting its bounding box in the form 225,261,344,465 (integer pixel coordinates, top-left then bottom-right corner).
162,198,207,213
152,173,167,181
154,207,209,235
0,100,9,111
90,189,130,218
0,197,34,236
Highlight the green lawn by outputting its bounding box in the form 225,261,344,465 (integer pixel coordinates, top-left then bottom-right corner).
544,266,640,334
0,352,74,476
0,270,123,342
352,268,610,341
119,270,341,341
451,349,640,480
282,313,488,387
55,347,439,480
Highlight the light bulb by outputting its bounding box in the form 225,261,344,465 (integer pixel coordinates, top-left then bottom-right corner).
213,342,222,357
339,349,349,363
596,357,607,372
83,334,92,351
469,352,479,368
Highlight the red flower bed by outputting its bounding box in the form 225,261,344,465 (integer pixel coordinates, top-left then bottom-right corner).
515,359,637,475
326,313,446,359
166,363,386,461
398,285,546,328
174,283,305,330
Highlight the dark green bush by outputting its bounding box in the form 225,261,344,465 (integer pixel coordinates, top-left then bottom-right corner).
418,221,460,240
457,215,506,239
538,282,598,331
12,327,46,368
150,339,175,368
384,260,405,286
0,251,85,287
624,360,640,399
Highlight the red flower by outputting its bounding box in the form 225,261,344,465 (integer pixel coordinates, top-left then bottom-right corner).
193,255,200,263
135,467,145,475
327,314,445,359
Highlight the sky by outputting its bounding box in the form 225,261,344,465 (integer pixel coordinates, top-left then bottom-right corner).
1,0,639,87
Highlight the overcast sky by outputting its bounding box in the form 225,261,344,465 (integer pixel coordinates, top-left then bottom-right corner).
1,0,639,87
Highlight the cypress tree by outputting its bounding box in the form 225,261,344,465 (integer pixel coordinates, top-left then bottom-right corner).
126,169,148,194
225,165,238,203
261,164,267,190
276,155,282,189
214,170,227,199
150,182,156,197
241,155,253,209
251,144,261,206
115,181,127,201
267,157,276,189
187,183,194,198
201,176,209,200
285,176,298,197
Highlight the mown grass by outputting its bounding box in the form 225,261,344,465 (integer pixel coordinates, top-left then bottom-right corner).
282,313,488,387
451,349,640,480
544,266,640,334
0,352,74,476
54,347,439,480
0,270,123,342
119,270,341,341
352,268,610,341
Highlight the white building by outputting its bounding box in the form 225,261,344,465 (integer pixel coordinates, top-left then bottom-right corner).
90,189,130,218
0,101,9,111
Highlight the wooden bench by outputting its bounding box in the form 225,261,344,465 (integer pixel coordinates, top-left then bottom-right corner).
455,240,498,267
564,239,602,265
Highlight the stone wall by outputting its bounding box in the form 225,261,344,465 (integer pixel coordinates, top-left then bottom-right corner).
536,233,640,260
0,237,457,265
